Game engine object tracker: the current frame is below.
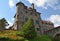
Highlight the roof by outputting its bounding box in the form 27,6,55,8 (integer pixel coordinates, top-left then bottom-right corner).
16,2,25,6
45,26,60,32
41,20,54,25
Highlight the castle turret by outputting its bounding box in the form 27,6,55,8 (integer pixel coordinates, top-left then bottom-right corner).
31,3,34,9
12,2,25,30
16,2,25,13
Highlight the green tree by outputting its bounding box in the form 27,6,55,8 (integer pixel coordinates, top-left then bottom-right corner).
22,18,37,39
0,18,9,30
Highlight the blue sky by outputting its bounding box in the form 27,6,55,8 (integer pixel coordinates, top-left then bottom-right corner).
0,0,60,28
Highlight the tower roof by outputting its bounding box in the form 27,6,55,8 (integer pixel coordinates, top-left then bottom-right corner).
31,3,34,9
16,2,24,6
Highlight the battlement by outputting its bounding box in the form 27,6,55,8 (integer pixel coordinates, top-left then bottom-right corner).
16,2,38,12
14,2,41,18
41,20,54,26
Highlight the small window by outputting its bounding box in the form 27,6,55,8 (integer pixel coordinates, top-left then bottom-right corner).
25,11,27,13
24,18,28,22
18,14,21,19
31,12,32,15
35,13,37,16
36,20,39,24
37,28,40,31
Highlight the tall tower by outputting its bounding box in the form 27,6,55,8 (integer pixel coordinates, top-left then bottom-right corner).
31,3,34,9
12,2,25,30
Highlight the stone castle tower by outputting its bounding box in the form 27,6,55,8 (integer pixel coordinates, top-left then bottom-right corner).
12,2,54,35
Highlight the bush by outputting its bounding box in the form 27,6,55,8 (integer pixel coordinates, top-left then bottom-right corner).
29,35,52,41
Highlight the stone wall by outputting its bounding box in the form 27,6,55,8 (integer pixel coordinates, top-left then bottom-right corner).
44,26,60,37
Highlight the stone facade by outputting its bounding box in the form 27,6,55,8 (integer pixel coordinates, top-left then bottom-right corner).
41,20,54,34
12,2,54,35
44,26,60,37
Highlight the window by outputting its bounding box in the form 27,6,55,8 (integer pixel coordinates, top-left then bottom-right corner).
24,18,28,22
17,14,21,19
31,12,32,15
35,13,37,16
37,28,40,31
36,20,39,24
25,11,28,13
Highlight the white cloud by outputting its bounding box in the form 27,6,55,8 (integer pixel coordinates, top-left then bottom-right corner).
27,0,47,7
48,15,60,27
8,0,60,9
46,0,60,10
26,0,60,10
9,0,15,8
6,21,13,29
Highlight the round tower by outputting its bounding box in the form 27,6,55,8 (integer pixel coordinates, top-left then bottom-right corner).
12,2,25,30
31,3,34,9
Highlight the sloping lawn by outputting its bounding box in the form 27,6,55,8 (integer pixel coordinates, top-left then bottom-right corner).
0,30,24,41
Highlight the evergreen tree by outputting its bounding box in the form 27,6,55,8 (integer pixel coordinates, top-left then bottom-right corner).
22,18,37,39
0,18,9,30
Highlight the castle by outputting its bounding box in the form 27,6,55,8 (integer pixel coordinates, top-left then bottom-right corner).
12,2,60,36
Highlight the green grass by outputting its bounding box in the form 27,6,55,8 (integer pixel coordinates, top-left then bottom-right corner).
0,30,59,41
0,30,24,41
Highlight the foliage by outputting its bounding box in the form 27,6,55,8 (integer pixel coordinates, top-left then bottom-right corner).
0,30,59,41
29,35,52,41
0,18,9,30
0,18,60,41
22,18,37,39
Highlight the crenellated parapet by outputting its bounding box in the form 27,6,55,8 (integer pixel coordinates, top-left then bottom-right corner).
41,20,54,26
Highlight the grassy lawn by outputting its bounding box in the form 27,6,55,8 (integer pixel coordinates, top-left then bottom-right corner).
0,30,59,41
0,30,24,40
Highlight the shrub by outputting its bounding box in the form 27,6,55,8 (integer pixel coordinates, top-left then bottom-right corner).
29,35,52,41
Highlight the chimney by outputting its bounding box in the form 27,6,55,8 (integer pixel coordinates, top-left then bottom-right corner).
31,3,34,9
